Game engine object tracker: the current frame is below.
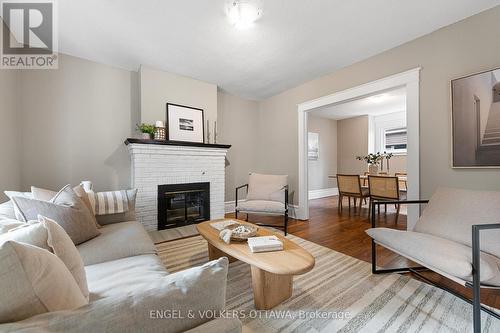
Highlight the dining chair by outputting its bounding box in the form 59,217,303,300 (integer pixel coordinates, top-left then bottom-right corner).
368,175,406,223
395,172,407,191
336,174,370,213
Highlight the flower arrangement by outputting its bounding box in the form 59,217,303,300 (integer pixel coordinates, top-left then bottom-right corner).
136,123,155,140
356,152,394,174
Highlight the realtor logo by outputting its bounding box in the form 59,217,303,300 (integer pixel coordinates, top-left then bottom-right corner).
1,0,58,69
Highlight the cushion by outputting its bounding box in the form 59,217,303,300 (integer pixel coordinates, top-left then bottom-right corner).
12,185,100,245
85,254,168,300
366,228,500,286
31,185,100,228
1,258,230,333
3,191,32,220
0,219,24,234
93,189,138,225
0,216,89,299
414,187,500,257
0,201,17,220
0,241,87,323
246,173,287,203
236,200,286,214
77,221,156,266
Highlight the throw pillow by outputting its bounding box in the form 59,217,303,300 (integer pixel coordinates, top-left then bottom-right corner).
0,219,24,234
89,189,138,225
31,185,100,228
11,185,100,245
0,215,89,300
3,191,32,220
0,241,87,323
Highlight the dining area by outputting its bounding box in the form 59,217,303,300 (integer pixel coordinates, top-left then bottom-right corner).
328,172,407,223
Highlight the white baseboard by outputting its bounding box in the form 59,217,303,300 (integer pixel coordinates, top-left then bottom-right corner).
308,187,338,200
224,200,298,219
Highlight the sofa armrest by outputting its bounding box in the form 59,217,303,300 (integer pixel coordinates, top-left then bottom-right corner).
184,318,242,333
1,258,229,333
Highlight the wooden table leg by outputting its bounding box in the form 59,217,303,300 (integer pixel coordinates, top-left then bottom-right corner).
207,242,237,263
250,266,293,310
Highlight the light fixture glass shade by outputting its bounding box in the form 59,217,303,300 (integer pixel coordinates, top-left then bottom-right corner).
226,1,262,29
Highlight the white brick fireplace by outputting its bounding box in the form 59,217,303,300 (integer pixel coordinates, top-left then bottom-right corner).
126,139,230,231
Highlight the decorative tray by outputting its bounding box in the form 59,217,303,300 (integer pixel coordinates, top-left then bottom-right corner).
225,223,258,241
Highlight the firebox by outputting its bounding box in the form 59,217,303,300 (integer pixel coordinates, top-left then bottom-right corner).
157,182,210,230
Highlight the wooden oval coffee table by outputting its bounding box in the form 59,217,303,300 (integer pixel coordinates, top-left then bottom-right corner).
196,219,315,310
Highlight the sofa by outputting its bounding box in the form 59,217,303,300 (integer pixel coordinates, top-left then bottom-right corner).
0,199,242,333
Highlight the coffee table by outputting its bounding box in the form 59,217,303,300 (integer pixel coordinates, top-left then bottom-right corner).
196,219,315,310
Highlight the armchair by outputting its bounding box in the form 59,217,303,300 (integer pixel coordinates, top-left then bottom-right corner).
235,173,289,235
366,188,500,333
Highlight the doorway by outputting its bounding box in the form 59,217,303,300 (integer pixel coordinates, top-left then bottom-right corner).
297,68,421,229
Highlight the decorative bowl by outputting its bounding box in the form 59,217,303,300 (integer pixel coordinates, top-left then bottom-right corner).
225,223,258,241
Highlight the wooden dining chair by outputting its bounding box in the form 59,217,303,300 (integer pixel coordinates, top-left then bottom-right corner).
336,174,370,213
368,175,406,223
395,172,407,191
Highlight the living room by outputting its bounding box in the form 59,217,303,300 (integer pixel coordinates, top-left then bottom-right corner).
1,1,500,332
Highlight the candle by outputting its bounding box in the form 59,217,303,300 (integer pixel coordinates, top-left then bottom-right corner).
214,121,217,143
155,120,164,128
206,119,210,143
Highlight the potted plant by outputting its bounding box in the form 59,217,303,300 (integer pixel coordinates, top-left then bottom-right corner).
136,123,155,140
356,152,383,175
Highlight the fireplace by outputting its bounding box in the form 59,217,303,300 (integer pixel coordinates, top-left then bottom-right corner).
157,182,210,230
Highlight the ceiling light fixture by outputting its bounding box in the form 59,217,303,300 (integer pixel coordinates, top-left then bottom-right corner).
226,0,262,29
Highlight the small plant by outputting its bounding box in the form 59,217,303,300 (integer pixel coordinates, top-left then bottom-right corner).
356,151,393,165
136,123,155,135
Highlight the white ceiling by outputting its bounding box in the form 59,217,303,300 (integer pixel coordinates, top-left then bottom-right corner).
57,0,500,100
311,88,406,120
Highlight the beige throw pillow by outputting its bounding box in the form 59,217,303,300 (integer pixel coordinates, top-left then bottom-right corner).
0,215,89,300
0,241,87,323
12,185,100,245
31,185,100,228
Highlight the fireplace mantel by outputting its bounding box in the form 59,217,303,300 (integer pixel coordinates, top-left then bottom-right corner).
126,138,230,231
125,138,231,149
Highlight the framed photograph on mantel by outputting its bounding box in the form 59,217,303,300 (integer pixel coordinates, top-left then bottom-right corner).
451,67,500,167
166,103,205,143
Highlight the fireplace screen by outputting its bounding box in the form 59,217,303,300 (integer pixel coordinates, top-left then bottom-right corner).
157,183,210,230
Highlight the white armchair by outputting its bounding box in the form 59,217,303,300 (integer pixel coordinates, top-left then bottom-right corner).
235,173,289,235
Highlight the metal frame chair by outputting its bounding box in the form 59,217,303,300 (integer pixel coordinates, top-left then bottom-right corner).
370,199,500,333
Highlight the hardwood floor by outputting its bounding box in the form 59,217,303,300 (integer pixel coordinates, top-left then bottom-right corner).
226,196,500,309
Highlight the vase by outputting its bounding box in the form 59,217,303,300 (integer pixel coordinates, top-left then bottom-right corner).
368,164,379,175
140,133,152,140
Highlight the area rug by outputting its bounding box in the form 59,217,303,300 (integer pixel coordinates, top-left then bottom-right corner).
156,235,499,333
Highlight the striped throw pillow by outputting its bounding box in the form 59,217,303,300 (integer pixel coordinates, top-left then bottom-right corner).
87,190,130,216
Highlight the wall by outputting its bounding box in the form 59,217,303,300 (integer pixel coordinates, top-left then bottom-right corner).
337,116,369,175
307,115,337,191
139,66,218,142
258,6,500,204
0,70,21,202
18,54,139,192
217,91,259,201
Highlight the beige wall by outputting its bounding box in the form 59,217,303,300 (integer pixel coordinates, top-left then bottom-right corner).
18,54,139,192
258,6,500,203
217,91,259,201
139,66,217,142
307,116,337,191
337,116,369,175
0,70,21,202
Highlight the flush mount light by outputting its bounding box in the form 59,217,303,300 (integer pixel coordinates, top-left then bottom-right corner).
226,0,262,29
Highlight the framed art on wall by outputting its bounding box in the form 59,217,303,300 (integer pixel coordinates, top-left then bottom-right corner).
451,67,500,167
166,103,205,143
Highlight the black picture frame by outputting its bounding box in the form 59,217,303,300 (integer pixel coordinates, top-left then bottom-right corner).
166,103,205,143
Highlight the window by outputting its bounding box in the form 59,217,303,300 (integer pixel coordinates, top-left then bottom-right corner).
384,127,407,153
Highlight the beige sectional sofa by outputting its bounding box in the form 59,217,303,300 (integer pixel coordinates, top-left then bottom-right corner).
0,200,242,333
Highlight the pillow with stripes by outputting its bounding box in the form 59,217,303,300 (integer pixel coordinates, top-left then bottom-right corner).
86,189,138,226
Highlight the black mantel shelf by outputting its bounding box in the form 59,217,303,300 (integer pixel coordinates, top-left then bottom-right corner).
125,138,231,149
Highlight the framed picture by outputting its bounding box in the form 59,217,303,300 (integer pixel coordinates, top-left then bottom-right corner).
451,67,500,167
308,132,319,160
166,103,205,143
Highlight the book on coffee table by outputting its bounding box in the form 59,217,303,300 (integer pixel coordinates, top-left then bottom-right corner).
247,236,283,253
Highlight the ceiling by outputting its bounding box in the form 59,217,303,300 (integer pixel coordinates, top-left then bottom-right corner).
311,88,406,120
57,0,500,100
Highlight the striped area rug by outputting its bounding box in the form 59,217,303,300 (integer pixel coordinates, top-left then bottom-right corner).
156,235,500,333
